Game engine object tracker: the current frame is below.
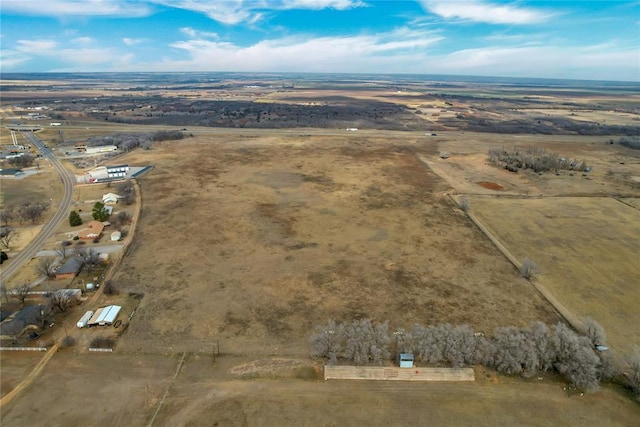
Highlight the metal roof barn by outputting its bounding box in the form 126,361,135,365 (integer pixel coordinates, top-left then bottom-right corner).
95,305,121,326
87,307,105,326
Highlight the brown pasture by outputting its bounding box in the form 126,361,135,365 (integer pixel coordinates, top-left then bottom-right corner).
467,196,640,356
111,133,559,356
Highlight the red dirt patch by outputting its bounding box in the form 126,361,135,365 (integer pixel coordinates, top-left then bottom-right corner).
476,181,504,191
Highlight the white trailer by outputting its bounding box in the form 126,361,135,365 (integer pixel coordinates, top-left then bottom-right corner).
77,310,94,328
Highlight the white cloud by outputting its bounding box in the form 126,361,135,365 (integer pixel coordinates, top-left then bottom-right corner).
281,0,364,10
123,37,146,46
1,0,152,17
149,0,364,25
180,27,219,39
16,39,58,53
155,28,442,72
421,0,552,24
72,36,94,44
425,44,639,81
0,50,32,70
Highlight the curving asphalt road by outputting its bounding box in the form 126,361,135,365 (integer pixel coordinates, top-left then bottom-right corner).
0,131,76,282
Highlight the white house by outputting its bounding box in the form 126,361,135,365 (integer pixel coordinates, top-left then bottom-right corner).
102,193,121,204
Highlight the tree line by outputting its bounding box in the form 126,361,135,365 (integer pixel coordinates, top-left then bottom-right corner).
488,146,590,173
1,201,49,226
86,130,185,152
310,318,639,397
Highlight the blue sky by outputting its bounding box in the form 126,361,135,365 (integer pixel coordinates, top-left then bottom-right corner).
1,0,638,81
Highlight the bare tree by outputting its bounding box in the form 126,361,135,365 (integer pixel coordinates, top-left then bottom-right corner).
36,257,57,277
0,227,17,250
519,257,538,279
310,319,342,364
625,348,640,401
12,283,31,306
114,211,132,228
116,179,135,205
55,241,72,259
82,248,99,273
583,316,606,347
0,206,14,226
103,280,117,295
49,291,73,313
524,321,555,372
20,202,49,224
342,319,390,365
552,322,600,391
459,196,469,213
491,326,528,375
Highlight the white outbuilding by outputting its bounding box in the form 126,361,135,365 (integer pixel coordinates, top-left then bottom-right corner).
102,193,121,204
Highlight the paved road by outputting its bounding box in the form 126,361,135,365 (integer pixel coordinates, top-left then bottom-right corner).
0,131,76,282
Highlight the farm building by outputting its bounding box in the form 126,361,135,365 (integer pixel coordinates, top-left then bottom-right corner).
54,257,84,280
0,305,45,340
98,253,110,263
102,193,121,204
110,231,121,241
84,165,130,183
78,221,104,240
85,145,117,155
87,305,121,326
106,165,129,179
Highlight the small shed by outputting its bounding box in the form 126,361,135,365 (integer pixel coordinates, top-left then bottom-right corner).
399,353,415,368
54,257,84,280
110,231,121,241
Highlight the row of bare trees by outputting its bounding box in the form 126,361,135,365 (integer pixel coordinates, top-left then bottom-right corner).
310,319,639,396
86,130,184,152
488,146,590,173
1,202,49,226
6,153,37,168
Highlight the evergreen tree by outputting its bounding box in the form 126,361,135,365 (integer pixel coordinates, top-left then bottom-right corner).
69,210,82,226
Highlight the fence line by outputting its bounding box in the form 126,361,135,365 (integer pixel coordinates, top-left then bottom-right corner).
0,347,47,351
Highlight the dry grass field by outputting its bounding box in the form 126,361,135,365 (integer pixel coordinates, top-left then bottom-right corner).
4,352,639,426
0,353,177,426
111,133,559,356
466,196,640,356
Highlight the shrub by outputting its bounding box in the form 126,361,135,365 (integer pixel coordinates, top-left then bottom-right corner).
459,196,469,212
519,258,538,279
103,280,117,295
90,336,115,349
61,335,76,348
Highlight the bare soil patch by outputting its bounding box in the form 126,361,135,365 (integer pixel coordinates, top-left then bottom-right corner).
476,181,504,191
